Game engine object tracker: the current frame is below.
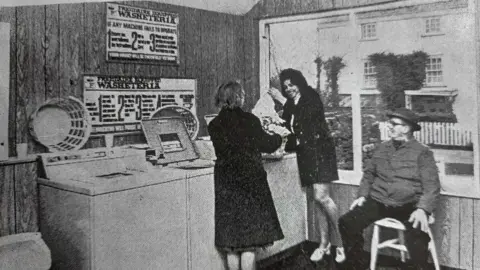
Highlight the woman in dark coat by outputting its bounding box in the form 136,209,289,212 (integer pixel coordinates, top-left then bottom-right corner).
208,81,284,270
268,68,345,263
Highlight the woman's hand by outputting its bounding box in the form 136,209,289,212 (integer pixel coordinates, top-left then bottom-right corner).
349,196,366,210
267,87,286,104
267,124,291,137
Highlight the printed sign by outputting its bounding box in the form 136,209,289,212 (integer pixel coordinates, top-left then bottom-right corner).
83,75,196,134
106,3,179,64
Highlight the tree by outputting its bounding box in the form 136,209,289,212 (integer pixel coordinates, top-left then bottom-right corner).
369,51,428,111
314,56,323,95
324,56,346,108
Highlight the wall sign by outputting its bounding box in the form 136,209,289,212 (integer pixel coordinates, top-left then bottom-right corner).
106,3,179,64
83,75,196,134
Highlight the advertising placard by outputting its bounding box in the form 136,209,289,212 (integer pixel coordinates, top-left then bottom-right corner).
106,3,179,64
83,75,196,134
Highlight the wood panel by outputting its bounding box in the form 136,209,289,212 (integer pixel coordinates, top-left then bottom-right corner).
292,0,319,14
31,7,47,154
0,161,39,237
197,10,218,136
459,198,474,269
231,16,244,85
45,5,60,99
59,3,85,98
183,6,204,130
215,13,227,87
176,2,186,78
434,196,461,268
474,199,480,270
0,165,15,236
16,6,36,146
243,3,263,112
84,2,107,75
274,0,292,17
16,6,47,154
183,6,201,79
14,162,39,233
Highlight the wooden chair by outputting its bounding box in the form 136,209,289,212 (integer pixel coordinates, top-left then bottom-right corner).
370,216,440,270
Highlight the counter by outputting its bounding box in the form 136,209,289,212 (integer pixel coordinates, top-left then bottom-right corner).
38,154,307,270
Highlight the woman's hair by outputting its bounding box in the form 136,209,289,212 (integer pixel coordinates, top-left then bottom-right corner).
214,80,245,109
279,68,311,99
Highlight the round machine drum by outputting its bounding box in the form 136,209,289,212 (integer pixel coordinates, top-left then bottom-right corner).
29,96,92,152
149,105,199,140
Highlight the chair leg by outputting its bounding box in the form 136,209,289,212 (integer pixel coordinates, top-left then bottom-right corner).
370,225,380,270
428,230,441,270
398,230,406,262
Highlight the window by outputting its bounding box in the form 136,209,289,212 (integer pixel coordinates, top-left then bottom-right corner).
425,17,441,34
425,57,443,86
363,61,376,88
361,23,377,40
260,4,478,198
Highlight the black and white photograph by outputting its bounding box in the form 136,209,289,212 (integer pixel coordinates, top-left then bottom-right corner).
0,0,478,269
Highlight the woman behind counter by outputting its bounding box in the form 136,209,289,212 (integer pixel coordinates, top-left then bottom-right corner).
208,81,285,270
268,68,345,263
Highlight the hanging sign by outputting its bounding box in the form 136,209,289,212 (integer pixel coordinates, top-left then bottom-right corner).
83,75,196,134
106,3,179,64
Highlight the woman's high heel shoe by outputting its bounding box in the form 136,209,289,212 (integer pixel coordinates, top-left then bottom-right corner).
310,242,331,262
335,247,346,263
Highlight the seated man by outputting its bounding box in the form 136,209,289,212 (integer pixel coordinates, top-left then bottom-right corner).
338,108,441,270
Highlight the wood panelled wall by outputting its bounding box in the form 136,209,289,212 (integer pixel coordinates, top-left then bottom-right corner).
0,159,38,237
0,1,245,156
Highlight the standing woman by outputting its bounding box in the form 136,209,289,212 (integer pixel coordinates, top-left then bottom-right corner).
208,81,284,270
268,68,345,263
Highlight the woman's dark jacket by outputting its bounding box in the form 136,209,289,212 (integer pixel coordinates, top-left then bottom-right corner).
282,87,339,186
208,107,284,248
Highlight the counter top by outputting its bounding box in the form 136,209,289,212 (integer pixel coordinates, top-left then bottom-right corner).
37,153,297,196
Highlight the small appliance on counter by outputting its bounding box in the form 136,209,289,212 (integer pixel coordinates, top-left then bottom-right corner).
141,116,199,166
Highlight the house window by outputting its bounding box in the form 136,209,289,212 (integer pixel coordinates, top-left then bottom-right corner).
425,57,443,85
363,61,376,88
261,5,478,197
425,17,441,34
361,23,377,40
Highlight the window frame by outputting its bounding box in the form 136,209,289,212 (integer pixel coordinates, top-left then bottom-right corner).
258,1,480,199
360,22,377,40
422,16,444,37
363,60,377,89
424,55,444,87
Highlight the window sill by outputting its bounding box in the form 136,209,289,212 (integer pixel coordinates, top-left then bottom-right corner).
359,38,378,42
405,88,457,96
360,89,380,94
332,170,480,199
421,32,445,37
421,85,449,89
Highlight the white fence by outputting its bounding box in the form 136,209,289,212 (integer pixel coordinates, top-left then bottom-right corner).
379,121,473,147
